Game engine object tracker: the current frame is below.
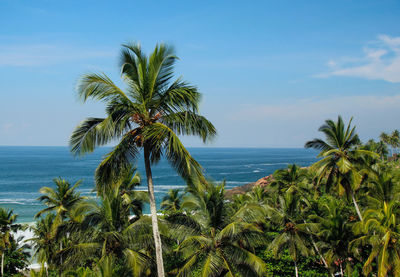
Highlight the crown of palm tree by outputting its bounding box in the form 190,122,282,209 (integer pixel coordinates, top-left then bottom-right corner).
70,42,216,188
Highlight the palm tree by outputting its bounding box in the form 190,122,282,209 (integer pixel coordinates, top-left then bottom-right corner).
380,132,392,157
308,197,354,276
168,181,266,276
247,185,269,203
266,191,313,277
365,165,400,208
60,183,155,275
35,178,84,275
35,178,84,231
161,189,182,213
70,42,216,276
376,141,389,160
29,213,59,274
391,130,400,157
271,164,308,194
351,200,400,277
0,208,21,277
305,116,377,221
115,166,148,218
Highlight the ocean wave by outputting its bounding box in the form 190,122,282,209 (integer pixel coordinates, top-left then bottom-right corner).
153,174,179,179
0,201,24,205
219,181,251,184
0,198,41,204
259,162,289,166
218,171,252,175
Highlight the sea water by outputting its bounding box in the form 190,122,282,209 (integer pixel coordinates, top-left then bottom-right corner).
0,146,317,223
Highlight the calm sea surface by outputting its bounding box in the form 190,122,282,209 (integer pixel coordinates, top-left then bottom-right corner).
0,147,317,222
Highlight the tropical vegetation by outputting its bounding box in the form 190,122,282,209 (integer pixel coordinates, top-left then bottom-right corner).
2,42,400,277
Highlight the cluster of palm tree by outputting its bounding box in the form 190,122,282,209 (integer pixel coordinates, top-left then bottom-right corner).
28,173,268,276
27,113,400,277
3,42,400,276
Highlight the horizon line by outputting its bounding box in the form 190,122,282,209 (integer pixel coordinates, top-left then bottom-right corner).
0,145,309,149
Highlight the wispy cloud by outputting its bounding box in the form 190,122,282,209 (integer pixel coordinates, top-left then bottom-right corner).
317,35,400,83
0,44,115,67
210,94,400,147
1,123,14,134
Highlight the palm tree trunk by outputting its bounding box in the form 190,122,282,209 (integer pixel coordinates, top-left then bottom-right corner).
303,221,334,277
294,259,299,277
351,191,363,221
340,262,343,277
1,252,4,277
144,146,165,277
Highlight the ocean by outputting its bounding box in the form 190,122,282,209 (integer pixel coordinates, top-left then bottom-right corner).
0,146,318,223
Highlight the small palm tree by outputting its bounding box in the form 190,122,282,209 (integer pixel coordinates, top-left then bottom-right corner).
308,197,354,276
305,116,377,221
161,189,182,213
60,183,155,275
70,42,216,276
169,181,266,276
116,167,148,218
365,165,400,208
29,213,59,274
271,164,308,194
351,200,400,277
380,132,392,157
35,178,84,230
247,185,269,203
0,208,22,277
266,191,313,277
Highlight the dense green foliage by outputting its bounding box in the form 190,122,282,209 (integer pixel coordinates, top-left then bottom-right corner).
2,43,400,277
0,207,30,276
15,116,399,276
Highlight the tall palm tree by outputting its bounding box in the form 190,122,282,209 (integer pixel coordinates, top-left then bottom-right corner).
266,191,313,277
305,116,377,221
0,208,21,277
168,181,266,276
70,43,216,276
161,189,182,213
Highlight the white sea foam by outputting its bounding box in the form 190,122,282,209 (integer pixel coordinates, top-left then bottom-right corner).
0,201,24,205
221,181,251,184
218,171,252,175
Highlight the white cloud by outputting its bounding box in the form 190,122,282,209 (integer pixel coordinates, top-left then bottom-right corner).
0,44,114,67
318,35,400,83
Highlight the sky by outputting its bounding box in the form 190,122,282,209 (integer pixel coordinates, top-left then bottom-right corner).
1,0,400,147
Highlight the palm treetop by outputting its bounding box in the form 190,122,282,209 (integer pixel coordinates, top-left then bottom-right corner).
70,42,216,186
305,115,360,154
35,178,83,219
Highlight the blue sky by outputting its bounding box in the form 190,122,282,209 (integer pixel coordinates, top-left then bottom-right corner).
1,0,400,147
